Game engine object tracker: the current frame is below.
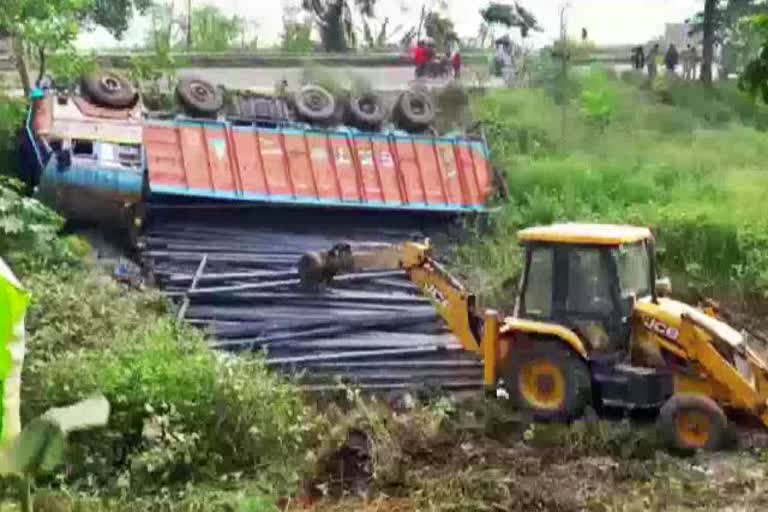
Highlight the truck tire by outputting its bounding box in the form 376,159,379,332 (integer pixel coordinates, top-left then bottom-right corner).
393,89,435,132
81,70,138,109
658,394,727,453
294,84,337,124
505,340,591,422
347,92,387,130
176,77,224,117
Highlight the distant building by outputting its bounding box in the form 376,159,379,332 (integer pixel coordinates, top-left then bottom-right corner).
663,23,702,49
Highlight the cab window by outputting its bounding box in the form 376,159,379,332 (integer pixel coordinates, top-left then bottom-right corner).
614,242,651,299
523,247,554,318
566,249,614,314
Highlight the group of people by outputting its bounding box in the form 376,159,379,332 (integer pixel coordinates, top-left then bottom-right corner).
412,39,462,80
632,43,700,81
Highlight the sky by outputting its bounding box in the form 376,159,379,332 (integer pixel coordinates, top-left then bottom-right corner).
75,0,703,50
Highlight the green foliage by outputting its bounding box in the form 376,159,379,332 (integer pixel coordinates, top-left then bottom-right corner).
190,5,242,52
83,0,152,39
127,47,179,109
281,21,314,54
301,0,376,52
0,0,89,84
468,73,768,303
0,95,25,179
21,267,310,496
424,11,458,51
47,49,98,90
480,2,541,38
526,420,659,460
739,14,768,103
0,178,84,274
579,68,622,131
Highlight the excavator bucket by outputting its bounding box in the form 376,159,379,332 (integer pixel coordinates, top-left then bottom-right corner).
298,243,407,287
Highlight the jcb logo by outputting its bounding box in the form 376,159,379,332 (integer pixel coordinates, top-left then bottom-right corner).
643,316,680,341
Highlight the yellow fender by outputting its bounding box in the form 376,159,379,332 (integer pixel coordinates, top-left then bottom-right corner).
502,318,588,359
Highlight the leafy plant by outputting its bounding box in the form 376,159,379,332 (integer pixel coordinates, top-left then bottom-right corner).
579,68,621,131
0,178,84,273
739,14,768,103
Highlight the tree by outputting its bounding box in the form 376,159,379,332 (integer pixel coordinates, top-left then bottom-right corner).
84,0,153,39
424,11,458,51
144,2,184,53
701,0,718,83
688,0,768,83
0,0,150,94
189,5,241,52
0,0,88,94
301,0,376,52
480,2,541,39
739,14,768,101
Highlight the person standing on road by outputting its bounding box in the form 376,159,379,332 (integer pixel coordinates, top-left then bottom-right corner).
688,45,699,80
665,44,679,75
682,44,692,80
413,40,426,78
647,44,659,81
452,49,462,79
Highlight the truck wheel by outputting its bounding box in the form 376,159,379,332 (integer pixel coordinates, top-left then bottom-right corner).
505,340,591,421
176,77,224,117
348,92,387,130
393,89,435,132
294,84,337,124
658,394,727,453
81,70,138,109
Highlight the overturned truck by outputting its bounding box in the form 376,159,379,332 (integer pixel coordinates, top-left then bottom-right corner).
21,71,495,392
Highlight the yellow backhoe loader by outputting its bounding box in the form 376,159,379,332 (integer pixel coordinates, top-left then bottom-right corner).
298,224,768,452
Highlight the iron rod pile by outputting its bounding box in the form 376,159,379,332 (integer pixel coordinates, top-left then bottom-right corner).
140,205,483,392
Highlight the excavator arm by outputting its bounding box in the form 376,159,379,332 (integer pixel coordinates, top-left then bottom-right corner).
298,240,484,355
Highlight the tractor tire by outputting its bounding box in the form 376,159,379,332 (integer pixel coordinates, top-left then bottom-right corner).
175,77,224,117
393,89,435,133
80,70,138,109
294,84,337,124
505,340,591,422
347,92,387,130
658,393,727,453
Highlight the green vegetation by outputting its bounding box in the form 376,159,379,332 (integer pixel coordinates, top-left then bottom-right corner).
0,179,310,509
460,68,768,307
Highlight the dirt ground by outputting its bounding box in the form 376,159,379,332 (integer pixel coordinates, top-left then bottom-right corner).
285,397,768,512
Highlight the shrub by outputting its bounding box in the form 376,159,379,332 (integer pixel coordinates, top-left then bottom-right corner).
0,177,85,273
467,75,768,302
21,266,311,496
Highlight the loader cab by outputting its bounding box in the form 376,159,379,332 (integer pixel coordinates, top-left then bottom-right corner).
516,224,655,355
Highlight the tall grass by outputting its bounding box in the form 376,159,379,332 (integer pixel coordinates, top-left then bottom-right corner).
463,69,768,306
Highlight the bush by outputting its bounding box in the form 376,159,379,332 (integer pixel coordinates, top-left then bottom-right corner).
0,177,86,273
21,266,311,497
0,94,25,179
466,74,768,302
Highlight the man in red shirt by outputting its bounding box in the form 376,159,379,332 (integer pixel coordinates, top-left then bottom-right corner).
413,40,426,78
452,50,462,79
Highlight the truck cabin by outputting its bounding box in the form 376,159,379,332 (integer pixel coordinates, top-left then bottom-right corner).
516,224,656,355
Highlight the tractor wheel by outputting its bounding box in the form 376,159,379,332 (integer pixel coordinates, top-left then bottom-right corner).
505,340,591,421
80,70,138,109
658,394,727,453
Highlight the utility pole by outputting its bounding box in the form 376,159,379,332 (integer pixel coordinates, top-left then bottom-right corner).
186,0,193,51
416,4,426,43
558,2,571,146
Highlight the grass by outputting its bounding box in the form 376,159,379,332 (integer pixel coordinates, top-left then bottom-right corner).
460,69,768,308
